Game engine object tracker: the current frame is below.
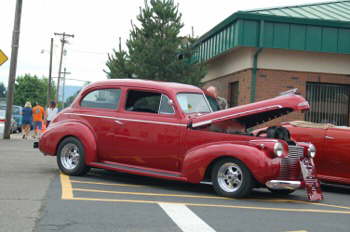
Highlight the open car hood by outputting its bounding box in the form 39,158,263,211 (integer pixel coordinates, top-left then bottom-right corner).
191,94,309,129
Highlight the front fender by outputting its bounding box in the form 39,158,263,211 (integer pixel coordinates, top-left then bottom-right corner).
39,120,97,164
182,143,280,184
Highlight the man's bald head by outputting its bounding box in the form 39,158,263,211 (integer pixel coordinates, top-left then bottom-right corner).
206,86,218,98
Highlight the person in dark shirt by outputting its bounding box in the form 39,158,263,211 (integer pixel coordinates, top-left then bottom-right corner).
206,86,228,110
22,101,32,139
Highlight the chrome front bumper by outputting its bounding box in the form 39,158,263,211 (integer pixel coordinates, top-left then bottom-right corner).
266,180,301,190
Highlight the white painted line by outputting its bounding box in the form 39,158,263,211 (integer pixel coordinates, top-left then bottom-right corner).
158,203,216,232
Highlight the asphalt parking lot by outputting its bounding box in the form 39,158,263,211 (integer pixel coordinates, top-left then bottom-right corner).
35,168,350,232
1,138,350,232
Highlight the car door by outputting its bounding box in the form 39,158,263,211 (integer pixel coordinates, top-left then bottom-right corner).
105,88,187,172
77,87,123,161
324,127,350,180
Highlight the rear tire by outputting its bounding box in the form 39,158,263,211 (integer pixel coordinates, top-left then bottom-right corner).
211,158,253,198
57,137,90,176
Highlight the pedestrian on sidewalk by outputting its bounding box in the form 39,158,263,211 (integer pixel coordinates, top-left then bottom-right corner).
46,101,58,127
21,101,32,139
32,102,45,138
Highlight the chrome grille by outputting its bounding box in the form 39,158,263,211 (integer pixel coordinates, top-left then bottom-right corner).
279,145,304,179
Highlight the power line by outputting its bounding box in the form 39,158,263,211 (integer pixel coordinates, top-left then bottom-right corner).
68,48,106,55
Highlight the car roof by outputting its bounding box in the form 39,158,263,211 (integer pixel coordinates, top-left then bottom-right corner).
85,79,202,94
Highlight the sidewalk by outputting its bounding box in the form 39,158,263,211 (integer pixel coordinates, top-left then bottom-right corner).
0,137,57,232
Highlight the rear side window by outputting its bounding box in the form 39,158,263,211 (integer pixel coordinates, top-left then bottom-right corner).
81,88,121,109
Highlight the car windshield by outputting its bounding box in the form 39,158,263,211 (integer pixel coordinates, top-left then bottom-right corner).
176,93,211,114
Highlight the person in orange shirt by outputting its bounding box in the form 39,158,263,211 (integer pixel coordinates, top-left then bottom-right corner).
32,102,45,138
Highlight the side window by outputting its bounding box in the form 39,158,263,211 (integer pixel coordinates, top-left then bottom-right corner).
80,89,121,109
159,95,175,114
126,90,163,114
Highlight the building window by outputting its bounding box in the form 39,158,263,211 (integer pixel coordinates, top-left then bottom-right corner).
305,82,350,126
229,81,239,107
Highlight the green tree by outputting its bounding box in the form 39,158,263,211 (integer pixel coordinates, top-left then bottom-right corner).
0,82,6,98
105,38,134,79
14,74,56,107
105,0,205,86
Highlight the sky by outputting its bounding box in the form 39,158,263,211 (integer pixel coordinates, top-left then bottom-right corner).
0,0,328,88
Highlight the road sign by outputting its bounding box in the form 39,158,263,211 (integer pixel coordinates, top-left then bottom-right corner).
0,49,8,65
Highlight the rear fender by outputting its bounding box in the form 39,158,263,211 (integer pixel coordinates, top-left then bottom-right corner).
182,143,280,183
39,121,97,164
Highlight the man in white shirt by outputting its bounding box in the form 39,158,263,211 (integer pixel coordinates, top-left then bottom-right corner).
46,101,58,127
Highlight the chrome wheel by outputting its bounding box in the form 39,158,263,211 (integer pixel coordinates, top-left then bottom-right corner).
217,162,243,193
60,143,80,170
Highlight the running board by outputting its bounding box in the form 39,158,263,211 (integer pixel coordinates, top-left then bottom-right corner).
90,161,187,182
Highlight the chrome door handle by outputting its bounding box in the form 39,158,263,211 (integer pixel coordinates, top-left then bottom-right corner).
325,136,334,140
114,120,123,125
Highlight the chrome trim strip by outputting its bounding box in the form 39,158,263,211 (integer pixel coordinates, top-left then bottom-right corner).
192,120,213,128
91,162,181,177
265,180,301,190
65,112,117,120
115,117,187,127
192,105,283,128
114,120,123,125
64,112,187,127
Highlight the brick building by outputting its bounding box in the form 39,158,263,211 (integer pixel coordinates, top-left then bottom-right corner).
193,1,350,126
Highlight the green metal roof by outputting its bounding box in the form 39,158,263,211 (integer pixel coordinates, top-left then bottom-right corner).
247,0,350,22
193,1,350,63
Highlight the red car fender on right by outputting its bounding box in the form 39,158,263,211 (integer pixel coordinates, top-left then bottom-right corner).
182,142,281,184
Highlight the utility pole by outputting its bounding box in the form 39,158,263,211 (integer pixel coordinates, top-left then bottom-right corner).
60,67,71,108
54,32,74,105
4,0,23,139
47,37,54,107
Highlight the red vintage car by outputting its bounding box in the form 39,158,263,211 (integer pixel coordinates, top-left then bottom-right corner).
280,121,350,186
36,79,322,200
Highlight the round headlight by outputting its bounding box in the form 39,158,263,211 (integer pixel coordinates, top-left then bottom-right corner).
274,142,284,157
308,144,316,158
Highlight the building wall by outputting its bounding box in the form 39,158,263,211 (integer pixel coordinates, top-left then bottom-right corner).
255,69,350,127
201,47,350,127
202,47,254,83
259,48,350,75
203,69,251,106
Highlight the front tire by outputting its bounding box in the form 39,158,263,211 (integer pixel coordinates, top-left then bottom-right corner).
211,158,253,198
57,137,90,176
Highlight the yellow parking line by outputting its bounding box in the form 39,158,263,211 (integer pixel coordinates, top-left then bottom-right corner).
68,197,350,214
72,188,350,210
259,199,350,210
70,180,142,188
73,188,232,200
60,173,73,200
